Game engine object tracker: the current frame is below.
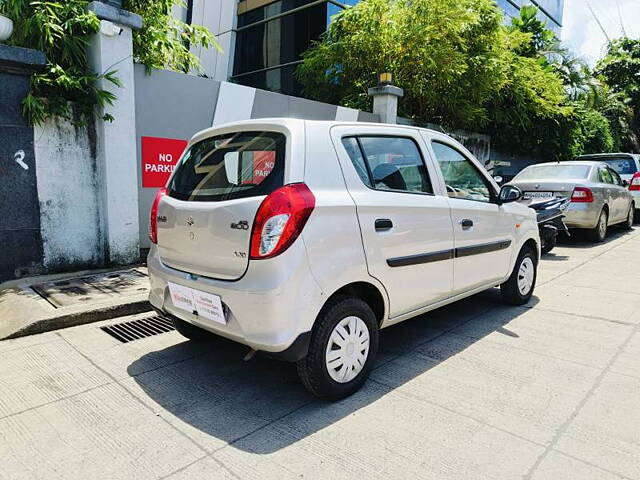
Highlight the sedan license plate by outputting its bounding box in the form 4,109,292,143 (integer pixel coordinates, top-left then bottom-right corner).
167,282,226,325
523,191,554,200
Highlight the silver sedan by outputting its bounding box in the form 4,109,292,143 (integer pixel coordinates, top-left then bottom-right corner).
507,161,635,242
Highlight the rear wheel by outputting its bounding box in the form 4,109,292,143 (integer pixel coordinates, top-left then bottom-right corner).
297,296,378,400
589,209,608,243
622,204,634,230
500,246,537,305
541,234,557,255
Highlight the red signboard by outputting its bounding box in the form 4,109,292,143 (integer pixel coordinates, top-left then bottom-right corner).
141,136,188,188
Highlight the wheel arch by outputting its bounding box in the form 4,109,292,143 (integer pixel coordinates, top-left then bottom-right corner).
322,281,387,327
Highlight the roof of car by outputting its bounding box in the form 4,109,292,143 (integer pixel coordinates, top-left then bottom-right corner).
192,118,447,141
576,153,638,160
526,161,603,168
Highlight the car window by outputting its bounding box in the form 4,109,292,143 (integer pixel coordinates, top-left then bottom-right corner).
514,164,591,180
609,168,623,186
342,136,433,194
599,167,614,184
169,131,284,201
597,157,638,175
341,137,372,187
431,141,492,203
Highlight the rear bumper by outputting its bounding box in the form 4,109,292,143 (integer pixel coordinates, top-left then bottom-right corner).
631,190,640,209
564,202,600,229
147,240,324,357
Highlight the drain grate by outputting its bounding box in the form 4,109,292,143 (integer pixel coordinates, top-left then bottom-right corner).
101,315,175,343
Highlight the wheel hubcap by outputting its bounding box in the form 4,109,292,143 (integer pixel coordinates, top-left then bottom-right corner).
517,257,535,296
599,213,607,237
325,316,370,383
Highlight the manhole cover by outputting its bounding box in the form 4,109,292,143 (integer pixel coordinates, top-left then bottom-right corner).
31,268,149,308
101,315,175,343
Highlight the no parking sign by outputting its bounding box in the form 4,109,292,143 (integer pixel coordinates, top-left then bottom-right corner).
141,136,188,188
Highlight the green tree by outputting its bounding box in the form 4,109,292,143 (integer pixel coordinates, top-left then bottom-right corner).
297,0,512,128
597,38,640,152
298,0,570,156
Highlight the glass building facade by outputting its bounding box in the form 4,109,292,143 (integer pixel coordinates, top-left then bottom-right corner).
232,0,564,96
496,0,564,35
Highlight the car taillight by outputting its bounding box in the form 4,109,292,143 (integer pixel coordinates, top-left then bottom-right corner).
250,183,315,259
630,173,640,191
571,186,594,203
149,187,167,244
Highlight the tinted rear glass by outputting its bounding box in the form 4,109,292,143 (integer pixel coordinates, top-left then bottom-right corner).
514,164,591,180
597,158,638,175
168,131,285,201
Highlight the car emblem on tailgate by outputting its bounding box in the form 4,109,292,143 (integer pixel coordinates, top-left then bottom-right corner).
186,216,194,226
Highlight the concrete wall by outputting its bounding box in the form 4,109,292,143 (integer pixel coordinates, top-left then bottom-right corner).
34,118,104,271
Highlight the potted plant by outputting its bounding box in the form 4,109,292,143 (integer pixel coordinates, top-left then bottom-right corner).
0,11,13,42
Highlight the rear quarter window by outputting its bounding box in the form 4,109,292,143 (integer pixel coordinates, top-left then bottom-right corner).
168,131,285,201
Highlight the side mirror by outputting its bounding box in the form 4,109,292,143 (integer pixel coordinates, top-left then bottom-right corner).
493,175,503,185
498,185,523,204
623,179,630,187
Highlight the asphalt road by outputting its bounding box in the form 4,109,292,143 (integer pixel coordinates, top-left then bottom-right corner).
1,227,639,480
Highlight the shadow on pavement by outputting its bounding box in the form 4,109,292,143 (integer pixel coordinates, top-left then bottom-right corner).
128,289,540,454
556,226,634,249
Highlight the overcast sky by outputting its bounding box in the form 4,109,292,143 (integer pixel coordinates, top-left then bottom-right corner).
561,0,640,65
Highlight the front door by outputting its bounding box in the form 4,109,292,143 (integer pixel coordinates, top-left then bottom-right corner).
332,127,454,318
427,138,514,293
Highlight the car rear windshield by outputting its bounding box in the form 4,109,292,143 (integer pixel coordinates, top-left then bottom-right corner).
168,131,285,201
514,164,591,181
597,158,638,175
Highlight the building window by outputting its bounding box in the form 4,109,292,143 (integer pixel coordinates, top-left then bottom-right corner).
232,0,355,96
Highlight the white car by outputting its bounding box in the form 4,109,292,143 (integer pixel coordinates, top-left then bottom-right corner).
147,119,540,399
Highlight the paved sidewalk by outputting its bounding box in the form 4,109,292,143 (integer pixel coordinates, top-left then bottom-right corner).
1,228,639,480
0,267,152,340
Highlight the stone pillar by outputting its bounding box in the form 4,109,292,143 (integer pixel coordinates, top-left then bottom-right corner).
87,1,143,265
368,74,404,124
0,45,46,281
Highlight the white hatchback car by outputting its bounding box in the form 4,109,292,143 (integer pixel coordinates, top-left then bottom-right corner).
147,119,540,399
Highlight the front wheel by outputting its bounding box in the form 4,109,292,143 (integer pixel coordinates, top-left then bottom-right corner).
297,296,379,400
500,247,537,305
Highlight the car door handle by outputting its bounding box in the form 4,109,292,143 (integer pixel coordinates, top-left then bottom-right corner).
460,219,474,229
375,219,393,231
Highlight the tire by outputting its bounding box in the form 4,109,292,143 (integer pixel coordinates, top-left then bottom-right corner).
171,316,211,341
297,296,379,400
541,234,557,255
500,246,537,306
589,209,608,243
622,203,634,230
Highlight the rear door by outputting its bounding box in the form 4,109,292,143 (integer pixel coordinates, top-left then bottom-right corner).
331,126,454,318
608,167,631,221
597,166,621,222
157,130,287,280
426,137,513,293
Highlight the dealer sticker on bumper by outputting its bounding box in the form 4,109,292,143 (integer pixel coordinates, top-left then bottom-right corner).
167,282,226,325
